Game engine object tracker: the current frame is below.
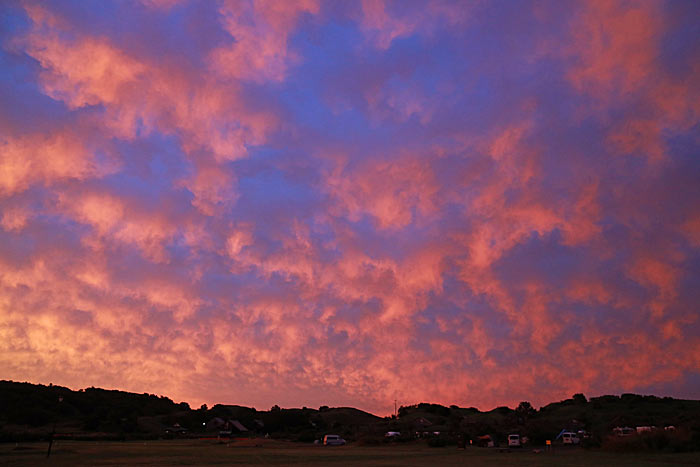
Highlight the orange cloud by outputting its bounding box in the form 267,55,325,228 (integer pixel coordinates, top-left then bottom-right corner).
0,131,105,196
210,0,320,82
567,0,661,97
565,1,700,162
18,3,280,211
1,0,698,415
324,154,439,230
57,190,177,262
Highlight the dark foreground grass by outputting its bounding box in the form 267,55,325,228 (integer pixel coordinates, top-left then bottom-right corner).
2,439,699,466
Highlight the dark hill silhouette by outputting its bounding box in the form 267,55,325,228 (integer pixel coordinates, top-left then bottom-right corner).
0,380,188,436
2,380,699,451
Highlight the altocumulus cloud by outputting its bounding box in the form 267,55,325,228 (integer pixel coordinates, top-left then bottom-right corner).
0,0,699,413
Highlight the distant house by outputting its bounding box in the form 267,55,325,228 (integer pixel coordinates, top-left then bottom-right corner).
206,417,226,431
230,420,249,432
414,417,432,428
164,423,188,436
410,417,433,436
206,417,249,435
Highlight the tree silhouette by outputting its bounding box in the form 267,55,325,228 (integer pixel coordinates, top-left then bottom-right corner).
573,393,587,404
516,401,536,421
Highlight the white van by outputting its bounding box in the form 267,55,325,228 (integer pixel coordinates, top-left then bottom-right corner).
323,434,346,446
508,434,521,447
561,432,580,444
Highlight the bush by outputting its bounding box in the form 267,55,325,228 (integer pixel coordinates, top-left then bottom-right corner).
602,429,700,453
295,429,317,443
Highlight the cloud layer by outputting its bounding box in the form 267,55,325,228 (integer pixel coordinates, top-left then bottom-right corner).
1,0,699,414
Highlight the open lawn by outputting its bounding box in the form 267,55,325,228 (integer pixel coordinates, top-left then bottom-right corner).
2,439,699,466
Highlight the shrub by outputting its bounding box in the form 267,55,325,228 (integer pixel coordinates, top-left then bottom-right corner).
602,429,700,453
295,429,317,443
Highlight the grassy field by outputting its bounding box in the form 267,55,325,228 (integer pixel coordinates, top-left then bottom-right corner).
2,439,699,466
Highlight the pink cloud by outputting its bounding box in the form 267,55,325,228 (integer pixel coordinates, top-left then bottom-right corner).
210,0,320,82
564,0,700,161
567,0,661,97
0,130,109,196
0,0,698,415
56,189,177,262
323,154,439,230
17,3,281,212
359,0,471,49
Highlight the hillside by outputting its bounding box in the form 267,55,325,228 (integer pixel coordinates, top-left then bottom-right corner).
0,380,189,438
1,380,699,451
392,395,700,449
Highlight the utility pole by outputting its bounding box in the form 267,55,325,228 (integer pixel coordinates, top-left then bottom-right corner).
47,396,63,458
394,399,397,418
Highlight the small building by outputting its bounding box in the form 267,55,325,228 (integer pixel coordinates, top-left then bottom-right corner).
206,417,249,436
231,420,249,432
164,423,188,437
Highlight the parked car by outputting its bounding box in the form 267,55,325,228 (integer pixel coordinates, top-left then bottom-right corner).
613,426,634,436
508,434,521,447
323,434,346,446
476,434,494,447
561,432,580,444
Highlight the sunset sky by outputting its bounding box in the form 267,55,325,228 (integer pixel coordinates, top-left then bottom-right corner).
1,0,699,415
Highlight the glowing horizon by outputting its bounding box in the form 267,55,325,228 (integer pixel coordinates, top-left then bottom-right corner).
1,0,699,415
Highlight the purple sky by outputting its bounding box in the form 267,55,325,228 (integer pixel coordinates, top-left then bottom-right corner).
1,0,699,414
